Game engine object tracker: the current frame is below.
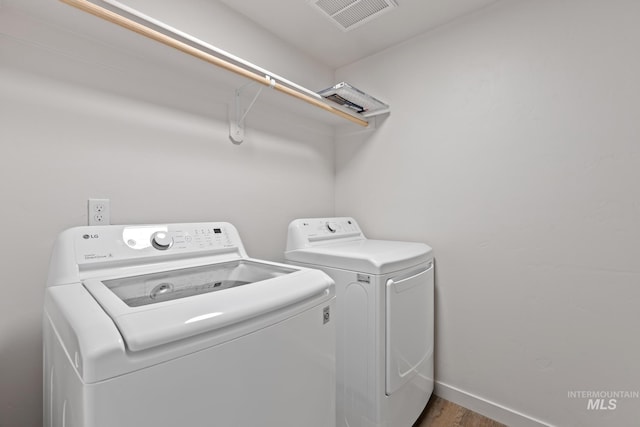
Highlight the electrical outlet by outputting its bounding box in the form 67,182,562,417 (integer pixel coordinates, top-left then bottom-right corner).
88,199,111,226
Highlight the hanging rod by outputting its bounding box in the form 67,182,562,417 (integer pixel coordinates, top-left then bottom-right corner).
102,0,321,101
59,0,369,127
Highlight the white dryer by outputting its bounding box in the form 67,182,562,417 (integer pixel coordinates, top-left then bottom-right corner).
285,217,434,427
44,222,336,427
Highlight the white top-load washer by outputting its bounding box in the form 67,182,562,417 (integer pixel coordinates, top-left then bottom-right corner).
44,222,336,427
285,217,434,427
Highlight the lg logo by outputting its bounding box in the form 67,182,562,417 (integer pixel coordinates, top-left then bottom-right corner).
82,234,99,239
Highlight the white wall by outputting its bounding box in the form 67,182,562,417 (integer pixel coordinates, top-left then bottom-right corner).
0,1,335,426
335,1,640,426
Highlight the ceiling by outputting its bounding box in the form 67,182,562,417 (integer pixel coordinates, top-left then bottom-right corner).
218,0,502,68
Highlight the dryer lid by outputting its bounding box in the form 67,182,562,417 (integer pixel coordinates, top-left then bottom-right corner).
83,260,333,351
285,239,432,274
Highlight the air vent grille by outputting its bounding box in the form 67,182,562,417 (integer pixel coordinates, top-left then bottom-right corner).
316,0,359,16
308,0,398,32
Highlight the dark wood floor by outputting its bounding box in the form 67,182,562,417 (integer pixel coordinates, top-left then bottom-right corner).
413,396,507,427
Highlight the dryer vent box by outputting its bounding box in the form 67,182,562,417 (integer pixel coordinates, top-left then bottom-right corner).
308,0,398,32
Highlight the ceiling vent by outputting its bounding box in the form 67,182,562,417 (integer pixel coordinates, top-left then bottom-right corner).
308,0,399,32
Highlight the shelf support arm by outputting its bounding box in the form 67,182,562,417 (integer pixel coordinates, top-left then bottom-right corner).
229,76,275,144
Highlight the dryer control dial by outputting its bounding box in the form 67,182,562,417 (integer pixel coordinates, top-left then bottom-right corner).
326,222,338,233
151,231,173,250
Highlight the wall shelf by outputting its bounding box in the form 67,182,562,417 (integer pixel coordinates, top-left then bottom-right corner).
57,0,389,132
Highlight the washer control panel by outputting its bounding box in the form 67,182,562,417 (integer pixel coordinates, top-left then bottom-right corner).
72,222,241,266
286,217,364,250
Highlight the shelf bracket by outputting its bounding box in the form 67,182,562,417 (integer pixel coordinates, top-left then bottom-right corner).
229,76,276,144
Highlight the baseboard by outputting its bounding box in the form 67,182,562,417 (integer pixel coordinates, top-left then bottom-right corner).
434,381,553,427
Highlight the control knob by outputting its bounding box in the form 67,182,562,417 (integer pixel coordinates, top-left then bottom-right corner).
151,231,173,250
326,222,338,233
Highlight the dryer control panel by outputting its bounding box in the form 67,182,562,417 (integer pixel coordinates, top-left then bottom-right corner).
286,217,365,250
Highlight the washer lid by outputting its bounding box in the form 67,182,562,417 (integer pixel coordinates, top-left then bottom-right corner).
83,260,332,351
101,260,293,307
285,239,432,274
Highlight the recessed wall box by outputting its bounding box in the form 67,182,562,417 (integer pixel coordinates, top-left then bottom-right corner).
318,82,390,117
